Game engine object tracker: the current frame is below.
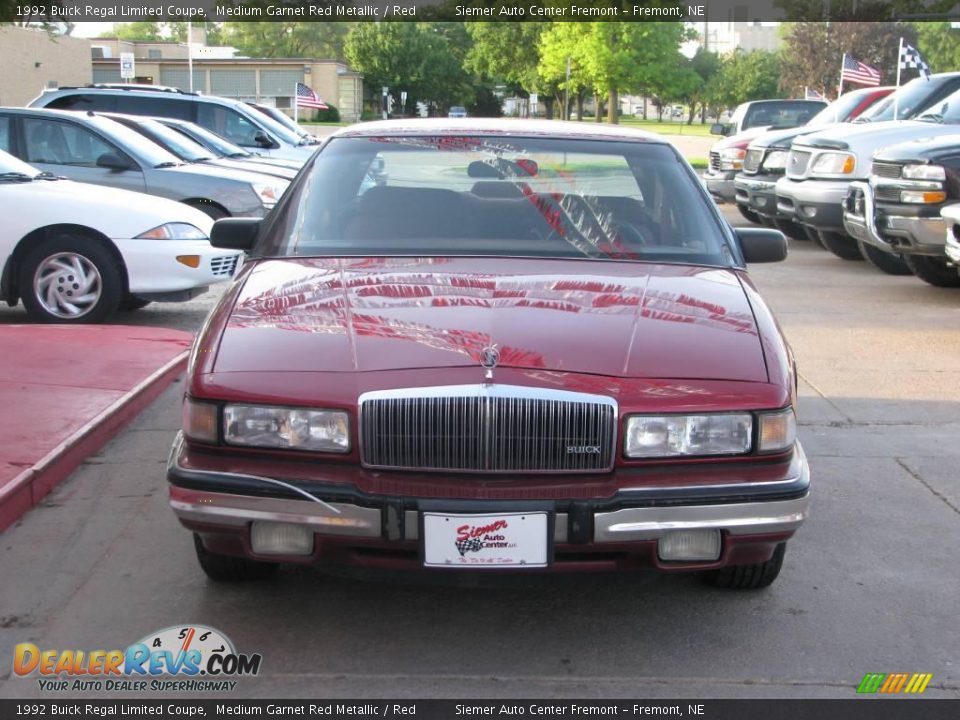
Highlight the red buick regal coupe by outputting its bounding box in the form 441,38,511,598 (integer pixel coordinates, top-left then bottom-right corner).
168,119,809,589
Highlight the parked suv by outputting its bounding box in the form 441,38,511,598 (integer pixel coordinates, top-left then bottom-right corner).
843,132,960,286
30,85,319,164
776,73,960,261
705,99,826,204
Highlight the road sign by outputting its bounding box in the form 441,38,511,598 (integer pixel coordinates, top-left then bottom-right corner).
529,93,538,104
120,53,135,80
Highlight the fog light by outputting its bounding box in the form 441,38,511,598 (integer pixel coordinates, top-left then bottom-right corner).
658,530,721,562
755,196,767,207
801,205,818,218
250,522,313,556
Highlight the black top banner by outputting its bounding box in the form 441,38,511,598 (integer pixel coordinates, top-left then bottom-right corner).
5,0,960,24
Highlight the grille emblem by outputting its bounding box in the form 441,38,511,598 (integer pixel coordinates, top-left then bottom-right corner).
480,344,500,381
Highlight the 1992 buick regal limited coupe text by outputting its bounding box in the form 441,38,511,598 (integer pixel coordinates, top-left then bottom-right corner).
167,119,809,589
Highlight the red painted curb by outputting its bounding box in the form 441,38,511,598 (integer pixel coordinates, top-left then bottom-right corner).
0,350,188,533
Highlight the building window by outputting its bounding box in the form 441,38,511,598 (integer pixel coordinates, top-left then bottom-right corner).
148,49,162,59
46,80,58,89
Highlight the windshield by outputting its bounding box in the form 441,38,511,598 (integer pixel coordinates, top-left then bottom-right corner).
131,119,215,162
859,77,944,121
915,88,960,123
808,91,876,125
93,116,180,167
0,150,41,176
242,106,307,146
743,101,824,130
162,121,248,157
262,136,734,267
249,103,312,138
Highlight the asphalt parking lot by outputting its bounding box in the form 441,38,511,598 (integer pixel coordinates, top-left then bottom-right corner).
0,206,958,700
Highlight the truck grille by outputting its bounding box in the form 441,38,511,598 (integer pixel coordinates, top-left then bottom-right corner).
211,255,239,277
872,162,902,179
742,148,763,174
709,152,721,172
359,385,618,473
786,150,812,178
874,186,901,202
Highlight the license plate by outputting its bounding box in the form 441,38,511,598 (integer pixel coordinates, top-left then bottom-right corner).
422,512,549,568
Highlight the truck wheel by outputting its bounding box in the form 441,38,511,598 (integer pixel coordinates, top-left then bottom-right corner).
818,231,863,260
19,235,123,323
804,226,826,249
737,205,762,225
193,535,278,582
774,219,810,241
903,255,960,288
703,543,786,590
856,240,911,275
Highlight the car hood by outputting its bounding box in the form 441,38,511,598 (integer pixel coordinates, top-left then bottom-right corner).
750,122,841,150
872,133,960,163
161,161,288,186
212,257,768,382
711,126,770,151
796,120,960,152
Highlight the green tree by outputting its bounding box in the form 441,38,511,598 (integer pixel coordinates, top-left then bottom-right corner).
914,22,960,73
465,22,545,105
221,22,351,59
539,22,591,120
709,50,783,109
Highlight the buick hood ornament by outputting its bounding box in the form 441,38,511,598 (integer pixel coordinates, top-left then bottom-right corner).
480,344,500,382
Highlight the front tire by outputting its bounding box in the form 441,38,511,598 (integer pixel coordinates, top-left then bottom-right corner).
774,219,810,241
818,231,863,261
119,296,152,311
193,534,278,582
703,543,786,590
737,204,762,225
903,255,960,287
19,235,122,324
186,201,229,221
856,240,911,275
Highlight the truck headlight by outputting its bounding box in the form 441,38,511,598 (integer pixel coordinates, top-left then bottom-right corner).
719,148,747,171
900,190,947,204
761,150,788,171
902,164,946,181
811,152,856,176
624,413,752,458
224,405,350,453
252,182,289,209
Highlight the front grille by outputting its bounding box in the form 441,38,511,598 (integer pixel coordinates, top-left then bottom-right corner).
359,385,617,473
709,152,721,172
211,255,239,277
786,150,811,178
872,162,902,179
742,148,763,174
874,186,901,202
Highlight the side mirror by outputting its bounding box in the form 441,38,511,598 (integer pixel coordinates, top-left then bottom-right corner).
710,123,727,136
736,227,787,263
96,152,134,171
210,218,261,251
254,131,275,149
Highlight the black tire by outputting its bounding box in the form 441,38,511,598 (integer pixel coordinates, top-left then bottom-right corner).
18,234,123,324
804,225,826,249
703,543,786,590
737,204,762,225
856,240,912,276
186,201,229,220
774,219,810,241
119,296,152,311
903,255,960,288
193,534,278,582
818,230,863,261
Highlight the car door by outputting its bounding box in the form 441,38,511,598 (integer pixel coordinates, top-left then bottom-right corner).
19,116,146,193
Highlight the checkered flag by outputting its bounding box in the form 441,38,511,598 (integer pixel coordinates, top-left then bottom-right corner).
456,537,484,556
900,43,931,80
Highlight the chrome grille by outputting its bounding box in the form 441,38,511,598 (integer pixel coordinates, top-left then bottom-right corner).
742,148,763,174
211,255,239,277
786,150,812,178
874,186,901,202
359,385,618,473
709,152,721,172
872,162,902,179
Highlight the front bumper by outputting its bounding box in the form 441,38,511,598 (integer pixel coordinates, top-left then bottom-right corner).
843,182,947,258
705,170,737,203
775,177,850,232
941,204,960,264
735,175,782,219
167,433,810,573
115,239,243,296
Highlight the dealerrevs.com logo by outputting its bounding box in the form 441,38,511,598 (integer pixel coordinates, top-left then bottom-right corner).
13,625,261,692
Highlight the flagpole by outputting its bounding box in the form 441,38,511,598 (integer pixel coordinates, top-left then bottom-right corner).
895,37,903,119
294,83,299,124
838,54,845,98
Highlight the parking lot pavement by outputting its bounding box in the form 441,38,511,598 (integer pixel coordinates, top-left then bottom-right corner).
1,209,958,700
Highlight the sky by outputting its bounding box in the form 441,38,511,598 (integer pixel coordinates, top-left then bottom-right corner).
71,23,118,38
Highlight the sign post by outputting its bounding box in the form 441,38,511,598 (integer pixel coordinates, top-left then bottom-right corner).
382,87,389,120
529,93,538,118
120,53,135,83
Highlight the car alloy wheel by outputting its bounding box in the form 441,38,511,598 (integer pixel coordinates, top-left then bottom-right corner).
33,252,103,319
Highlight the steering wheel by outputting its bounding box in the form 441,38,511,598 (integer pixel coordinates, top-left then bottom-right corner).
614,220,654,247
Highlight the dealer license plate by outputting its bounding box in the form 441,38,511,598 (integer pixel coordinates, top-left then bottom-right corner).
422,512,549,568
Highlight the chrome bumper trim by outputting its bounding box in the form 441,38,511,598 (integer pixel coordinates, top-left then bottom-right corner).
846,180,946,256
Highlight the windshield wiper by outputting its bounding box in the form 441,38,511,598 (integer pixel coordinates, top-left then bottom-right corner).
916,114,943,123
35,171,59,180
0,172,35,182
154,161,182,168
228,152,252,159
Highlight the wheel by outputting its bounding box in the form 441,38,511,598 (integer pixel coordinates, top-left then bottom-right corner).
18,235,122,323
818,230,863,261
804,225,826,249
774,219,810,241
186,201,229,220
856,240,912,276
737,204,762,225
119,296,152,311
903,255,960,288
702,543,786,590
193,534,278,582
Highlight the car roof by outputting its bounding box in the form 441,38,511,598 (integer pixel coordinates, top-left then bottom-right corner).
332,118,665,142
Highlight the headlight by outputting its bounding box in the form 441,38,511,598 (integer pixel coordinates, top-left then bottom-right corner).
252,182,289,209
811,152,856,176
224,404,349,453
900,190,947,204
902,164,946,181
719,148,747,170
136,223,208,240
757,408,797,454
624,413,752,458
183,398,218,444
761,150,789,171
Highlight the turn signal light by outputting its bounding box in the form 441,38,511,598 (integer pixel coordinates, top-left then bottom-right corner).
176,255,201,268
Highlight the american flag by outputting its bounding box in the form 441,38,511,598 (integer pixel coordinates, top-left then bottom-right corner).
296,82,328,110
899,43,931,81
841,55,881,86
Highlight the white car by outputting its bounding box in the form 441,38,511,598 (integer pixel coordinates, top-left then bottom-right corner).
0,151,242,323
